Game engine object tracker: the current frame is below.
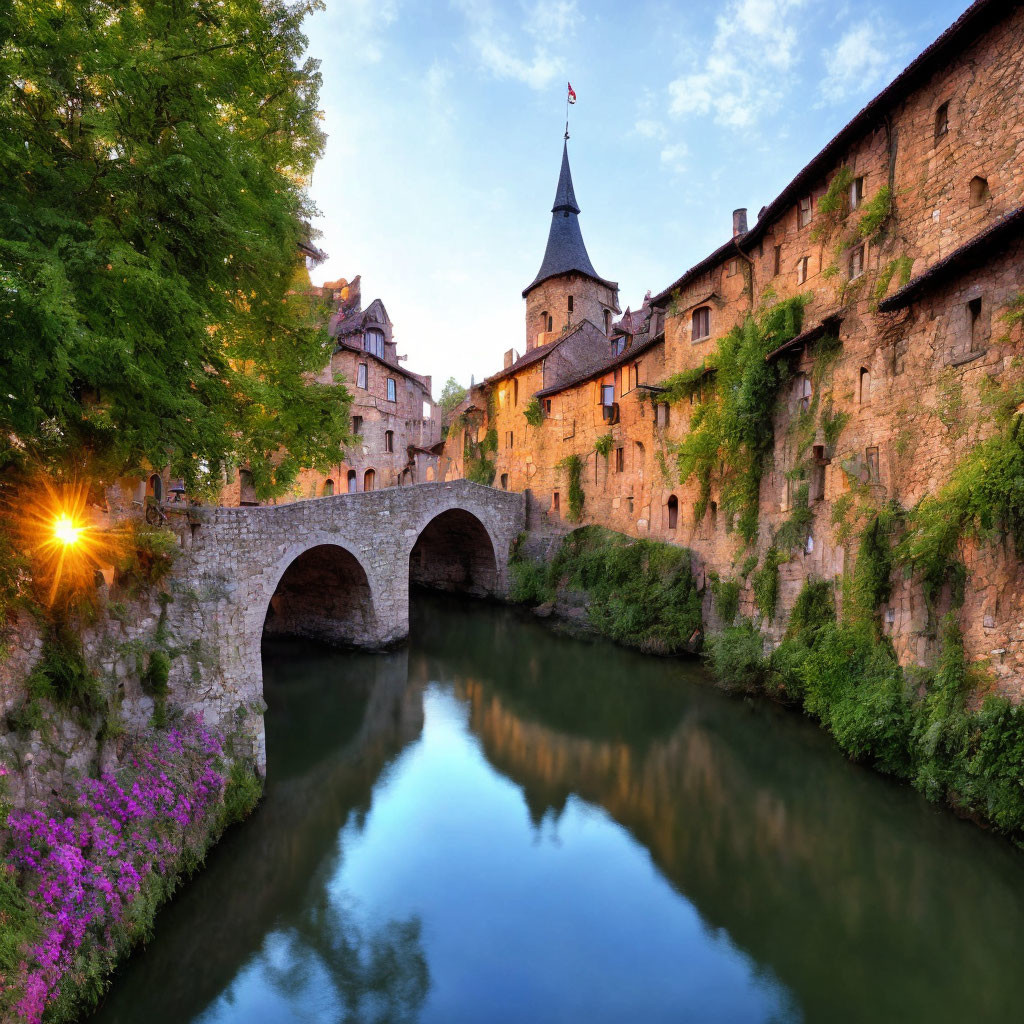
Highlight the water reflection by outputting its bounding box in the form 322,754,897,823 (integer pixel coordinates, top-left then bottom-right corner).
92,594,1024,1024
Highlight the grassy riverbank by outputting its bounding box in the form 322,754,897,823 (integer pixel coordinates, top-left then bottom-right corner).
510,528,1024,845
0,721,261,1023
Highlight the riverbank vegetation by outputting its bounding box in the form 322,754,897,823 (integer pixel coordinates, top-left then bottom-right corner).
0,719,261,1024
510,527,702,655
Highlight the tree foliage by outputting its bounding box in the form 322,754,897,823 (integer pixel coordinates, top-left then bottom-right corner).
438,377,468,417
0,0,351,498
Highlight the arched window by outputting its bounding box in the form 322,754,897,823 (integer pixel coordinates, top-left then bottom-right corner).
859,367,870,405
322,479,334,496
547,313,553,332
347,469,357,493
363,468,376,491
148,474,162,503
692,306,710,341
500,473,509,490
667,495,679,530
540,311,548,334
970,176,990,207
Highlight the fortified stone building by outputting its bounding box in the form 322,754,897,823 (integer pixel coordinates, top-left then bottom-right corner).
442,0,1024,691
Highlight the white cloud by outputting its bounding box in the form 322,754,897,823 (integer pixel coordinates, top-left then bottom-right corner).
328,0,399,64
660,141,689,174
634,118,667,140
818,20,900,104
667,0,806,129
454,0,581,90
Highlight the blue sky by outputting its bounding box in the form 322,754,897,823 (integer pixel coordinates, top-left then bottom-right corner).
304,0,972,393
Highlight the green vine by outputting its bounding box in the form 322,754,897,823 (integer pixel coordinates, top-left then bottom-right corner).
752,546,784,620
594,433,613,458
559,454,585,522
524,397,544,427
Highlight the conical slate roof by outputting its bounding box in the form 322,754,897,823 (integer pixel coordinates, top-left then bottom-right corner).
523,143,615,297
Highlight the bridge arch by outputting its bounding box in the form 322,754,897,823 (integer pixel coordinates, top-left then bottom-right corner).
409,508,498,596
262,542,380,648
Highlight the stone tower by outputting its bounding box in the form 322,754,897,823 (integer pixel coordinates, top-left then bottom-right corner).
523,142,619,350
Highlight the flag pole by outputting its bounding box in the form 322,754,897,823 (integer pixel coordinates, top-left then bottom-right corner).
565,82,570,140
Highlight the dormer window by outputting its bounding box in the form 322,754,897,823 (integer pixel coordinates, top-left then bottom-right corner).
692,306,710,342
611,335,628,356
364,329,385,358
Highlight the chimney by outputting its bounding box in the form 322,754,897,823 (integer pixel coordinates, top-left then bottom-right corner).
732,208,748,237
504,348,515,369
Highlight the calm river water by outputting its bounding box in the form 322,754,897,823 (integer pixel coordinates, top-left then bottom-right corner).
93,593,1024,1023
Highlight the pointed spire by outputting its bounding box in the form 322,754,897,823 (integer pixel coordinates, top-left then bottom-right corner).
523,142,613,297
551,142,579,214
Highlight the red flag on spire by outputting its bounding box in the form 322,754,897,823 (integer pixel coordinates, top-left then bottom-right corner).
567,82,577,105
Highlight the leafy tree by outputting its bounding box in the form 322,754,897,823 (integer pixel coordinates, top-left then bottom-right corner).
0,0,351,499
438,377,468,416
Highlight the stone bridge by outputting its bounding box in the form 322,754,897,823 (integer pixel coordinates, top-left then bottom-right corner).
169,480,526,770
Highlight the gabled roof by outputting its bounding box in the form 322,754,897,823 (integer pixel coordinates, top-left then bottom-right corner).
649,238,739,309
523,142,618,298
484,328,581,386
535,330,664,399
877,206,1024,312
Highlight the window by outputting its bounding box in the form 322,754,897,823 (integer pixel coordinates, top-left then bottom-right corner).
513,379,519,406
614,447,624,473
357,363,368,389
850,176,865,209
547,314,553,332
632,362,640,391
505,430,514,449
601,383,615,407
935,102,949,140
347,469,357,492
148,474,162,503
352,415,363,435
968,296,983,350
859,366,870,405
656,402,670,429
422,400,431,418
796,374,812,413
798,195,812,228
385,430,394,453
848,244,865,280
364,329,385,358
567,295,574,315
363,468,376,491
796,256,810,285
667,495,679,531
604,309,611,334
540,310,548,334
500,473,508,490
322,479,334,496
552,491,560,514
773,245,782,277
865,446,880,483
611,335,627,356
545,398,552,414
969,176,990,208
726,258,738,277
692,306,711,341
386,378,396,402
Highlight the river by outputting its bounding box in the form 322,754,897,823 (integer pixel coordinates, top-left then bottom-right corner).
92,592,1024,1023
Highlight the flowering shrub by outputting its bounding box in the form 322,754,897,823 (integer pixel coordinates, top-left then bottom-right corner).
0,718,258,1023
